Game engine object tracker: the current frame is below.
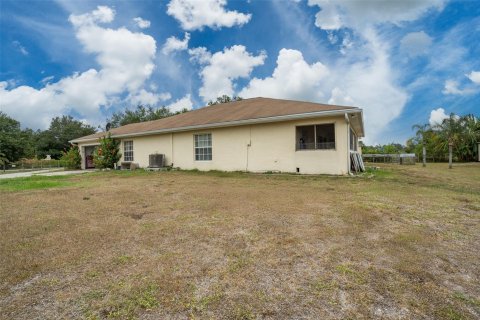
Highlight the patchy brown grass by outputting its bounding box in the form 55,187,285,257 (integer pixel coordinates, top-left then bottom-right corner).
1,163,479,319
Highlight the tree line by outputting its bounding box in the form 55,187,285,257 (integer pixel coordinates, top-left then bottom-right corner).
2,100,478,169
410,113,479,167
361,112,480,165
0,112,96,163
0,104,191,165
0,95,237,166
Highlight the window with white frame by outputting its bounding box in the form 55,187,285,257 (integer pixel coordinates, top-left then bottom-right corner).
194,133,212,161
124,141,134,161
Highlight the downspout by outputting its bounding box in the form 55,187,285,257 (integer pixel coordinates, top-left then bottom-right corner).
246,126,252,172
345,113,352,175
171,133,174,167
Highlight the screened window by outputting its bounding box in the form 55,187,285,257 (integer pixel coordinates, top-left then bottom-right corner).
296,124,335,150
350,128,357,151
194,133,212,161
124,141,134,161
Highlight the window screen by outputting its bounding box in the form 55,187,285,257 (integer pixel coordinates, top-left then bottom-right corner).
315,124,335,149
350,128,357,151
296,124,335,150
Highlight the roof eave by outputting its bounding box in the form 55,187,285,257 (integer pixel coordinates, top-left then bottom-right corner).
71,108,362,143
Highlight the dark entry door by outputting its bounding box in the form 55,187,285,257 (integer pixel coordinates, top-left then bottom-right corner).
85,146,96,169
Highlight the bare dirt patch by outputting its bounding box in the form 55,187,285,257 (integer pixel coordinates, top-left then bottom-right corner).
1,163,479,319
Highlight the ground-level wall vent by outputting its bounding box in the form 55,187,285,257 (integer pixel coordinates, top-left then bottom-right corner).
149,154,165,168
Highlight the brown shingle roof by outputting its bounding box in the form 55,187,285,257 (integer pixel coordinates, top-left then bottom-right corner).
72,97,361,142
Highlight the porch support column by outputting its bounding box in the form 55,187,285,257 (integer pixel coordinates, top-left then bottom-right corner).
80,146,86,170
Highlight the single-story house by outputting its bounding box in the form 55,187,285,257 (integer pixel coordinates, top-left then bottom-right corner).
71,97,365,175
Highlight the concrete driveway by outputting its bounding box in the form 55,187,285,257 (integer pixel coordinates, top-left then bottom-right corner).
0,169,90,179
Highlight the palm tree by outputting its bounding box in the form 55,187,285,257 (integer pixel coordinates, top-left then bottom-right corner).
434,113,462,169
459,114,480,161
412,123,430,167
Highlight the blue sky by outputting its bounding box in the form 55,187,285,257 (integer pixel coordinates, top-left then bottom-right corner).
1,0,479,144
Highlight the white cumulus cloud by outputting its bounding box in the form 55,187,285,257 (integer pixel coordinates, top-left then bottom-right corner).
0,6,157,129
301,0,444,143
133,17,151,29
188,47,212,64
128,89,171,106
167,0,252,31
240,49,329,102
162,32,190,55
307,0,444,31
240,32,407,143
429,107,449,126
69,5,115,26
466,71,480,84
400,31,433,57
193,45,266,103
167,94,193,112
328,87,354,106
442,79,472,95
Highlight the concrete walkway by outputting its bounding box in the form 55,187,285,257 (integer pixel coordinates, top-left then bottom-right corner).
0,169,91,179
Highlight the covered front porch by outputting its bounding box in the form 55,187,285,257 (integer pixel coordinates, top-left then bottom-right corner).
79,144,99,170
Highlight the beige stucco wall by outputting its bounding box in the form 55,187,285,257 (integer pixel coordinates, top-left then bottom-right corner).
118,134,173,168
77,115,351,175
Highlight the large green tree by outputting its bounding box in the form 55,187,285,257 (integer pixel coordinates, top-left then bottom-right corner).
108,105,189,128
0,151,8,172
36,116,96,159
0,112,34,162
207,95,243,106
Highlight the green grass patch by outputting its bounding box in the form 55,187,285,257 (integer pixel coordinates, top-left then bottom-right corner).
0,175,75,191
335,264,367,284
229,305,255,320
115,255,133,265
436,306,467,320
363,166,395,179
453,291,480,308
186,290,224,315
228,251,252,273
103,282,159,318
311,278,337,295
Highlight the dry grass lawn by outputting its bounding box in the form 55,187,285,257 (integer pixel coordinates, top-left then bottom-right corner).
1,163,479,319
